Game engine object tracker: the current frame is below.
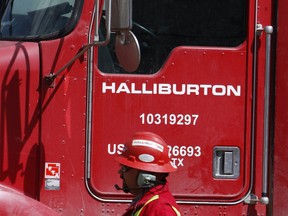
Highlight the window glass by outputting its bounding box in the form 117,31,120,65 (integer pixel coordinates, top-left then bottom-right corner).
99,0,247,74
0,0,80,40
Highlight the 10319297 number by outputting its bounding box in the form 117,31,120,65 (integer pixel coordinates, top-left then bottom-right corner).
139,113,199,126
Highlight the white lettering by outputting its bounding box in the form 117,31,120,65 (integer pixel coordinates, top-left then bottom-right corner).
107,144,125,155
131,83,141,94
158,84,171,94
101,82,241,96
116,83,130,93
200,84,212,95
142,83,153,94
186,84,199,95
177,158,184,166
171,158,177,167
153,83,158,94
102,82,115,93
173,84,186,95
227,85,241,96
212,85,226,96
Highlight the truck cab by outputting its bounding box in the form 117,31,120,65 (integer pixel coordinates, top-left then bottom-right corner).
0,0,286,215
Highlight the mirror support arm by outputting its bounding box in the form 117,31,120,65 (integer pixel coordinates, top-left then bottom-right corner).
45,0,111,82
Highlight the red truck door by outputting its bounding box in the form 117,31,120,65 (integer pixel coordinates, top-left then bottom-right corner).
86,0,259,205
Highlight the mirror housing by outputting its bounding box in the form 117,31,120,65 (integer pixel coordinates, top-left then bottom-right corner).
110,0,140,72
111,0,132,31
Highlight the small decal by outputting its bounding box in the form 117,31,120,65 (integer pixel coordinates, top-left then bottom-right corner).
138,154,155,163
132,139,164,152
45,163,60,190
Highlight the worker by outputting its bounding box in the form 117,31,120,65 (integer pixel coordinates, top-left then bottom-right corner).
114,131,181,216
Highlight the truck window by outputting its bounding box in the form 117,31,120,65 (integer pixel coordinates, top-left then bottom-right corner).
0,0,81,40
99,0,247,74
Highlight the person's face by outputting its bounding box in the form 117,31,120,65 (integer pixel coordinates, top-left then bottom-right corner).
118,165,142,196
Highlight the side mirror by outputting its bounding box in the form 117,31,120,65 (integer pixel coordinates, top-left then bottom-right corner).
111,0,140,72
115,31,140,72
111,0,132,31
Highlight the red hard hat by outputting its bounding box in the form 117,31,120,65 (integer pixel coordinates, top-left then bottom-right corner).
115,132,177,173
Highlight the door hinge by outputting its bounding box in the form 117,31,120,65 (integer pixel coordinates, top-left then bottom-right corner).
244,193,269,205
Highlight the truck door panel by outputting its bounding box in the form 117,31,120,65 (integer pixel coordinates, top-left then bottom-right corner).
90,0,254,203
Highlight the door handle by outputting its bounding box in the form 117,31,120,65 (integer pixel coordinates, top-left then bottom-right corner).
257,24,274,205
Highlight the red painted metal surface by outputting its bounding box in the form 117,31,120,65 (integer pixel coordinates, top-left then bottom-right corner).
0,0,286,215
272,0,288,215
0,41,41,198
91,46,251,201
0,184,59,215
37,2,95,214
88,1,258,208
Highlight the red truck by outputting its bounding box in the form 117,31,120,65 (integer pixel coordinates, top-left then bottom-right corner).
0,0,287,215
